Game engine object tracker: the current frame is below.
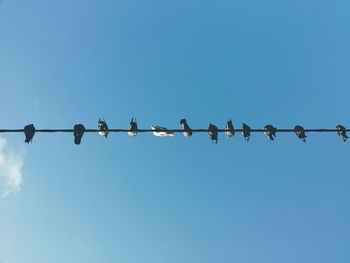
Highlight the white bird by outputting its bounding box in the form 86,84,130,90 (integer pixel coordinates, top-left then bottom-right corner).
128,118,138,137
151,126,175,136
180,119,192,137
98,118,109,139
225,120,234,137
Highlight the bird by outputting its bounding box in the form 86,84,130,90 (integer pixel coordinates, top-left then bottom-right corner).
74,124,85,145
24,124,35,143
151,126,175,136
294,125,307,142
128,118,138,136
225,120,234,137
180,119,192,137
97,118,109,139
208,123,218,144
264,124,277,141
336,125,348,142
242,123,251,141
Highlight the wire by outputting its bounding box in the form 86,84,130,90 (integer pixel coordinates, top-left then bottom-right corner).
2,122,349,144
0,128,349,133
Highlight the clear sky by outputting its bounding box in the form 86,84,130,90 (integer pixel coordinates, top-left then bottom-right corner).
1,0,350,262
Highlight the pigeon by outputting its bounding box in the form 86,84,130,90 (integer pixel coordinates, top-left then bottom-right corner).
294,125,307,142
336,125,348,142
180,119,192,137
264,124,277,141
74,124,85,145
97,118,109,139
128,118,138,137
242,123,251,141
208,123,218,144
225,120,235,137
151,126,175,136
24,124,35,143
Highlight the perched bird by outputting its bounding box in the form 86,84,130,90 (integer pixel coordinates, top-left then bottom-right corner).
74,124,85,145
225,120,235,137
264,125,277,141
242,123,251,141
128,118,138,137
294,125,307,142
208,123,218,144
151,126,175,136
180,119,192,137
97,118,109,139
336,125,348,142
24,124,35,143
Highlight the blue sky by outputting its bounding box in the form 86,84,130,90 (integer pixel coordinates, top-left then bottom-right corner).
1,0,350,262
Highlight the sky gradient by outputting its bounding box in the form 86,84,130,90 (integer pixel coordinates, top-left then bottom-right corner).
1,1,350,262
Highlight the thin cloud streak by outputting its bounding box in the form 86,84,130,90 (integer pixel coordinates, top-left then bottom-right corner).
0,137,24,198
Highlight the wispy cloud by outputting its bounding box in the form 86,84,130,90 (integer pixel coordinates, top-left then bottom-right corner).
0,137,24,198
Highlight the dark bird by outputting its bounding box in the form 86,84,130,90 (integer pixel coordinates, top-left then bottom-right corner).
24,124,35,143
242,123,251,141
336,125,348,142
74,124,85,145
225,120,234,137
180,119,192,137
208,123,218,144
294,125,307,142
128,118,138,137
97,118,109,139
264,124,277,141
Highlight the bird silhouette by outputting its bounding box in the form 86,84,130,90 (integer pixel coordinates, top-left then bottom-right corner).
151,126,175,136
97,118,109,139
225,120,234,137
242,123,251,141
336,125,348,142
264,125,277,141
24,124,35,143
128,118,138,137
74,124,85,145
208,123,218,144
180,119,192,137
294,125,307,142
